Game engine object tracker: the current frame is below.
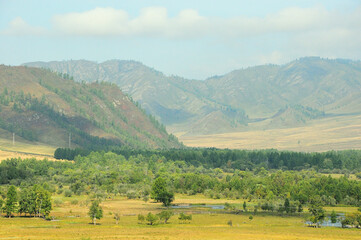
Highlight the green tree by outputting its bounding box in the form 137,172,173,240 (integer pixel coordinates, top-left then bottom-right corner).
330,210,337,224
25,185,52,218
151,177,174,206
0,197,3,216
18,188,30,216
158,210,174,224
146,212,158,225
4,185,17,218
88,200,103,225
297,203,303,213
178,212,192,223
38,187,52,217
308,204,326,227
243,201,247,212
284,198,290,214
114,212,120,225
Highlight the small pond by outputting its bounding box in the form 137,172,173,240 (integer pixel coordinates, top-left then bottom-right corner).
305,214,345,227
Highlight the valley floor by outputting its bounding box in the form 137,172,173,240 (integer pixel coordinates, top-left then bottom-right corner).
177,115,361,152
0,195,359,240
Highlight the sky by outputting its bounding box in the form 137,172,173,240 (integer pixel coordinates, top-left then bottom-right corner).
0,0,360,79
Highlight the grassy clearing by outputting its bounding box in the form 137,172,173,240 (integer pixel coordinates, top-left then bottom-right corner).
178,115,361,152
0,133,56,161
0,149,57,162
322,173,359,181
0,195,360,240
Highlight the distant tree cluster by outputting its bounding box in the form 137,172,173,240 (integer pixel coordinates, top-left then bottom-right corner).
112,148,361,172
0,185,52,218
2,151,361,209
54,148,91,160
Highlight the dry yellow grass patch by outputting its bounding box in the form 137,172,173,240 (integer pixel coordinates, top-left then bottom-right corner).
178,115,361,152
0,149,57,162
0,135,57,161
1,196,361,240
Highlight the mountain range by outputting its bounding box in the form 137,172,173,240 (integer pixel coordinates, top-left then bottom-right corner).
24,57,361,136
0,65,181,149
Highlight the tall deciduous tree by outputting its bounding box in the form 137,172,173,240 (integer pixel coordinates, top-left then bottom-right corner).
330,210,337,223
151,177,174,206
4,185,17,218
308,204,326,227
88,200,103,225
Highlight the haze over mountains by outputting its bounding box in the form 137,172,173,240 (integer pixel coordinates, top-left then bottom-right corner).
0,65,181,150
24,57,361,137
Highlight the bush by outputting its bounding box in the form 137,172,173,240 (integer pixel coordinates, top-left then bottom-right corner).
158,210,174,224
178,212,192,223
64,189,72,197
138,214,145,223
126,190,138,199
146,212,158,225
54,199,63,207
227,220,233,227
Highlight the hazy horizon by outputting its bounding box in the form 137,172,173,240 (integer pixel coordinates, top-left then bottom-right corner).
1,0,361,79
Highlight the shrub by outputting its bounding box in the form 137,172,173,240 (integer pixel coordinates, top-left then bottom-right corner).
146,212,158,225
227,220,233,227
54,199,63,207
178,212,192,223
126,190,138,199
64,189,72,197
138,214,145,223
158,210,174,224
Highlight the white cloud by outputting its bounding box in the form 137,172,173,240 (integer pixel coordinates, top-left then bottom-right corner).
51,7,208,38
52,7,130,36
1,17,46,36
1,6,360,61
2,6,361,40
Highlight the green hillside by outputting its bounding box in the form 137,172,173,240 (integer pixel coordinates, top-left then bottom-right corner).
24,57,361,135
23,60,248,134
0,65,181,150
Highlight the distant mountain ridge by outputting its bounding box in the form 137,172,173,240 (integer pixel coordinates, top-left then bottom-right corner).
24,57,361,135
0,65,181,149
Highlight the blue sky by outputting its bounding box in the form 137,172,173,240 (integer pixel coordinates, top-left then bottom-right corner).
1,0,360,79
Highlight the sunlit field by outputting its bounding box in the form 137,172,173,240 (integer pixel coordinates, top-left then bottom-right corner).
177,115,361,152
0,195,360,240
0,135,56,161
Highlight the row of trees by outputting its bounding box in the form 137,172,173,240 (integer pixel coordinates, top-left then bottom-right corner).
1,153,360,207
0,185,52,218
100,148,361,172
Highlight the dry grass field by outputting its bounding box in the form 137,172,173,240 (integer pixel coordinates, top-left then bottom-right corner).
0,195,360,240
0,150,57,162
177,115,361,152
0,135,57,161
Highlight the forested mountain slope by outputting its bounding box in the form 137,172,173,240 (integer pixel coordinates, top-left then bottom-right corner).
0,65,181,149
23,60,248,134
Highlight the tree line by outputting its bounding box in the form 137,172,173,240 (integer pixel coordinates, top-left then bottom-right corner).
1,152,360,208
55,147,361,172
0,184,52,219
